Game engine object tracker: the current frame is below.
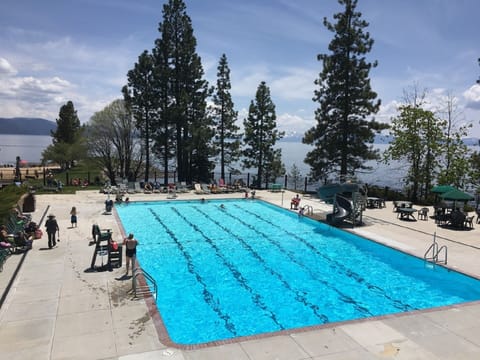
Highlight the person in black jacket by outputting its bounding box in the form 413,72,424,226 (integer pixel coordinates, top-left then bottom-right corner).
45,214,59,249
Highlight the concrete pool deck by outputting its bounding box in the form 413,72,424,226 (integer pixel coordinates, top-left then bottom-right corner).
1,189,480,359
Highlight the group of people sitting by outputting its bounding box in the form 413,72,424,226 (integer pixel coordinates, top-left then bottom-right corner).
71,177,89,187
0,208,42,253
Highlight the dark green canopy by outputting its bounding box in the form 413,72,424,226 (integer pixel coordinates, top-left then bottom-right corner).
440,189,474,201
431,185,457,194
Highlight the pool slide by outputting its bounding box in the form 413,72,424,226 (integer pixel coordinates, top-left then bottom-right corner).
326,195,352,225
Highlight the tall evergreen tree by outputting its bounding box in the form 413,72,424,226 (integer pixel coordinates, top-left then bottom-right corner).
303,0,386,182
153,0,213,183
242,81,284,188
43,100,85,169
212,54,241,182
122,50,158,183
51,100,81,144
152,28,175,185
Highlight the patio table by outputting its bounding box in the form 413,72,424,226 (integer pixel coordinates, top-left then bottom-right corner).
397,207,417,221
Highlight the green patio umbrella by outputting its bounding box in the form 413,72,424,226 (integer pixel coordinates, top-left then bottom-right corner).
430,185,457,194
439,189,474,201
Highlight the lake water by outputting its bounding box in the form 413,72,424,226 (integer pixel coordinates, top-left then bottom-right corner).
276,142,406,189
0,134,407,189
0,134,52,165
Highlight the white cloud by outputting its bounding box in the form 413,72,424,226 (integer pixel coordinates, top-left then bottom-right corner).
231,65,271,98
0,73,74,118
277,112,314,134
270,67,316,101
464,84,480,110
0,57,17,76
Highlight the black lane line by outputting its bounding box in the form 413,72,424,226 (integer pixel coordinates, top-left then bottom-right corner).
237,204,415,312
169,207,285,330
217,207,373,317
192,206,329,323
148,208,237,336
163,207,285,330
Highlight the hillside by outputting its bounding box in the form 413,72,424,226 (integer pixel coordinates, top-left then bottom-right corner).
0,117,56,135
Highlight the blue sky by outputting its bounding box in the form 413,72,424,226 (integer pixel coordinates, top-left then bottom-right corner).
0,0,479,137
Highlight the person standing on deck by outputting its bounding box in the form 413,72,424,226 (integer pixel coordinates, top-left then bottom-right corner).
123,233,138,275
45,214,59,249
70,206,77,228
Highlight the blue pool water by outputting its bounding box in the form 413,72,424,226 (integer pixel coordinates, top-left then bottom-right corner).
116,199,480,345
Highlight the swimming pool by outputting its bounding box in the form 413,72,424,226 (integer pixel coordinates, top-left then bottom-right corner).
116,199,480,345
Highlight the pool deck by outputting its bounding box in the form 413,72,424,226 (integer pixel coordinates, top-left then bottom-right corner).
2,189,480,359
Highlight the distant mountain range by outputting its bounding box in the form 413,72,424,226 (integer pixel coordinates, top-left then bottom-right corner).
0,117,56,135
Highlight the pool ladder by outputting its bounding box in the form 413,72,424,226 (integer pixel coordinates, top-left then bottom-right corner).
131,267,158,299
302,205,314,215
424,232,448,265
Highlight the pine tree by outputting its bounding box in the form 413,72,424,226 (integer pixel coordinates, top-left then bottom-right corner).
153,0,213,183
212,54,241,182
242,81,284,188
51,100,81,144
44,100,85,169
122,50,158,183
151,27,175,186
303,0,386,182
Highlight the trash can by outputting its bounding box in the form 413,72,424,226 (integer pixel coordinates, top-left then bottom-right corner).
22,193,36,213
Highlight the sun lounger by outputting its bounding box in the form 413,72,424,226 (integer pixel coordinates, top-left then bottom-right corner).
176,182,189,193
194,183,209,194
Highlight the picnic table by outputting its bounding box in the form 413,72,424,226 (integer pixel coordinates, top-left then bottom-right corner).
367,197,385,208
397,207,417,221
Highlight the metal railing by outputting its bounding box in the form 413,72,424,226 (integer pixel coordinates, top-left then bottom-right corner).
132,267,157,299
424,233,448,265
302,205,314,215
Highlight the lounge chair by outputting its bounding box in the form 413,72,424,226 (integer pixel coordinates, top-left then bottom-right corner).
144,183,153,194
176,182,189,193
194,183,209,194
126,182,136,194
201,184,212,194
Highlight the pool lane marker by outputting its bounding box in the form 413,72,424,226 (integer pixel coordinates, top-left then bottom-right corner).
170,207,286,330
148,208,237,337
192,206,330,324
236,204,415,313
217,206,372,317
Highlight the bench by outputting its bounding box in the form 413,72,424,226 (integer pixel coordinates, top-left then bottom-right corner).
269,184,282,192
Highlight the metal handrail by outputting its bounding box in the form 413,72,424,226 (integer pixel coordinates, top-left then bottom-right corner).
303,205,314,215
424,242,438,262
424,232,448,265
437,245,448,264
132,267,157,299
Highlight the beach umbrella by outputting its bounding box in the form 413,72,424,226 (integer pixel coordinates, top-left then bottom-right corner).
440,189,474,202
430,185,457,194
